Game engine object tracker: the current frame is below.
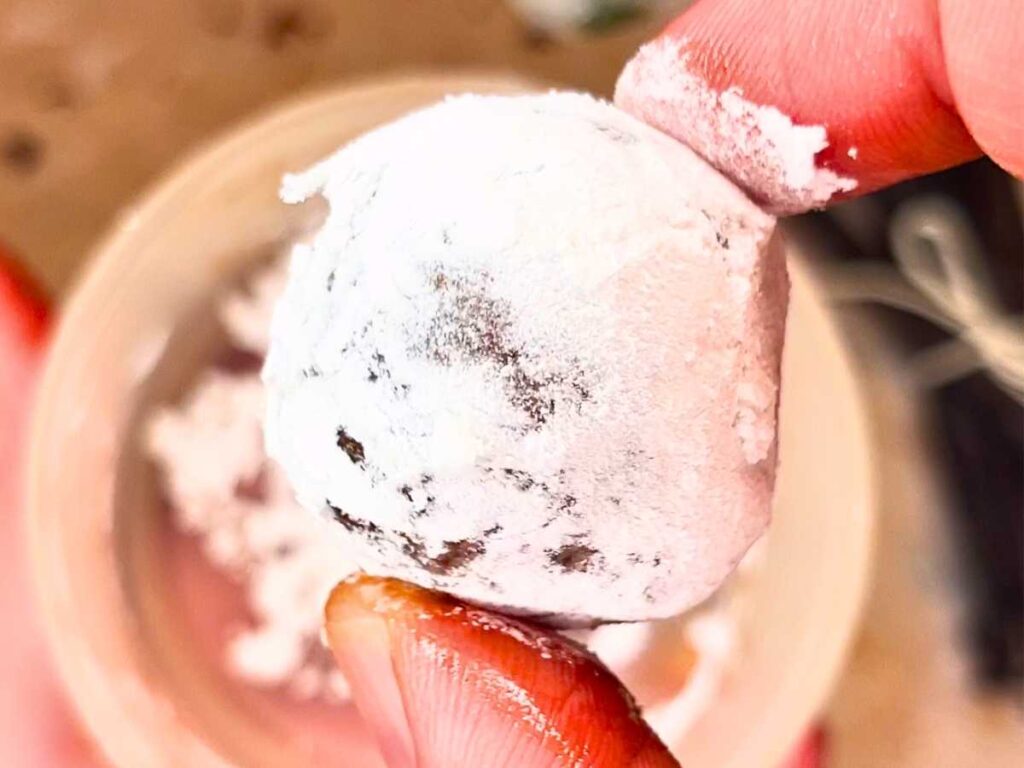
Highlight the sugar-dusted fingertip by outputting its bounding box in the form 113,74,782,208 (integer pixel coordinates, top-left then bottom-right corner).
615,0,991,214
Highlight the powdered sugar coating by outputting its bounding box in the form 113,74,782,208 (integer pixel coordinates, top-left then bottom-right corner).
265,92,787,624
615,38,857,215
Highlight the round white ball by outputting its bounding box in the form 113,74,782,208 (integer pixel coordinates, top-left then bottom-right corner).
264,92,787,624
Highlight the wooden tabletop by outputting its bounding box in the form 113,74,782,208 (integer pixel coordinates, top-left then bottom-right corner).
0,0,664,293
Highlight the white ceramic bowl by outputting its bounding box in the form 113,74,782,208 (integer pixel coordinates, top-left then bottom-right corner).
28,75,875,768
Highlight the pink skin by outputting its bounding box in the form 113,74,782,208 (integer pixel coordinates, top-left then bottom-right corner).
780,728,827,768
325,576,679,768
0,247,99,766
617,0,1022,208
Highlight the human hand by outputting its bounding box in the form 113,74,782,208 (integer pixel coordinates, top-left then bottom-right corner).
326,577,679,768
323,2,1021,767
617,0,1022,214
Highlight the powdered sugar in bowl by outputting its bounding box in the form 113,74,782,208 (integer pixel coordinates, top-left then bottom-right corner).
28,75,874,768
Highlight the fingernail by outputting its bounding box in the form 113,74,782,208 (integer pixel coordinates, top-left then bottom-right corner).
324,576,416,768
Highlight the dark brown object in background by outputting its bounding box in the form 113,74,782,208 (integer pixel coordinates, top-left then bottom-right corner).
792,159,1024,694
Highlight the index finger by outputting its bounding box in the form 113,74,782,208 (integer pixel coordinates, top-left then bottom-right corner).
615,0,1023,214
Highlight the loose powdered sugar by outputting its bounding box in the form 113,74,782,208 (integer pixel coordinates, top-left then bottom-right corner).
265,92,787,624
146,260,355,702
615,38,857,215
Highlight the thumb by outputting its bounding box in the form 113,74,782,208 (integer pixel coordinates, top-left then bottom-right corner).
324,575,679,768
616,0,1023,214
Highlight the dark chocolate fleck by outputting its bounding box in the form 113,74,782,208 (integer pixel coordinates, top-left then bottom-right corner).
506,367,556,425
335,427,366,465
548,542,599,573
422,269,593,429
399,534,484,575
327,502,381,537
483,524,503,537
570,378,592,405
326,270,335,292
715,231,730,249
502,467,536,492
397,475,436,517
399,532,427,562
430,539,485,574
366,350,391,383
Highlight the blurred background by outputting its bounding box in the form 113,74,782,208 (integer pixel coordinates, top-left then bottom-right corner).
1,1,1020,766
